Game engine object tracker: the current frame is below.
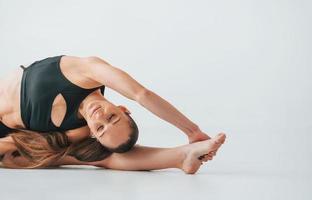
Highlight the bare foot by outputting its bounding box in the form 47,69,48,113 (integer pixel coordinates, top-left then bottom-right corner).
180,133,226,174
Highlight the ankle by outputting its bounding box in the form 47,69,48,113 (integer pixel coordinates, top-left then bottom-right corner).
174,147,188,170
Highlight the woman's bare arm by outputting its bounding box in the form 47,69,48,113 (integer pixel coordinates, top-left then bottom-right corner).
79,56,210,142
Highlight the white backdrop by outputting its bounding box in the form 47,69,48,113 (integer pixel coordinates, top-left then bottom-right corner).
0,0,311,196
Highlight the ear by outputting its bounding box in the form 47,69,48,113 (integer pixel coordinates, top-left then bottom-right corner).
117,105,131,114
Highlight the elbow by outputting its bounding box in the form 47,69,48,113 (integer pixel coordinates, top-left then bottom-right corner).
135,88,152,104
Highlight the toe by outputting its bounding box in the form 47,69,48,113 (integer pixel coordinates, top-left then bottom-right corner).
218,133,226,143
211,151,216,156
205,155,213,161
200,154,213,162
211,134,226,149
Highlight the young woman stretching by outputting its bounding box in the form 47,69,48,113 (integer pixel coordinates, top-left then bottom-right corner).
0,55,226,174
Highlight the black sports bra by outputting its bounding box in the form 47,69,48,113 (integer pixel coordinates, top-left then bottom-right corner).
0,121,14,138
18,55,105,133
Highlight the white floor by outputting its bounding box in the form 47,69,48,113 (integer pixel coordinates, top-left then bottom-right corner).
1,131,311,200
0,162,310,200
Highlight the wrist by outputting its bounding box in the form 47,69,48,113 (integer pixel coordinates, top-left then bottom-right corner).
185,123,200,137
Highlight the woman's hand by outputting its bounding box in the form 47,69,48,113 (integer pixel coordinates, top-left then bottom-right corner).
188,130,211,144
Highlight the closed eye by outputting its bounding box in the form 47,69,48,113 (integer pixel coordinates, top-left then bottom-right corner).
97,125,104,132
113,117,121,125
108,113,115,121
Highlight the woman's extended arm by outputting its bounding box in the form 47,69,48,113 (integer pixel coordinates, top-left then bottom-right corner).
136,89,209,140
82,56,210,142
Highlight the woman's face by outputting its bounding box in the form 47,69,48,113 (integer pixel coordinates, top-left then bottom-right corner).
84,100,132,149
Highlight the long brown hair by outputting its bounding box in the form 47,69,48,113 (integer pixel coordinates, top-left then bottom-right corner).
1,114,139,169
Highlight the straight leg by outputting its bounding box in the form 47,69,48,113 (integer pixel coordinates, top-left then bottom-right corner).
89,133,226,174
96,145,184,171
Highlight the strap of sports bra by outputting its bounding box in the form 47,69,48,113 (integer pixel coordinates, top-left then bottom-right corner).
19,65,26,70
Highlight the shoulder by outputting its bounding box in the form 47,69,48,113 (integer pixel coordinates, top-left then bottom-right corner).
60,55,112,77
61,55,111,69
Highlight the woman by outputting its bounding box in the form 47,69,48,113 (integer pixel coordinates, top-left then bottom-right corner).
0,55,226,173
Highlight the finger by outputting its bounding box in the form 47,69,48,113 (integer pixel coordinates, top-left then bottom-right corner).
198,153,209,160
209,151,216,156
208,152,214,156
201,154,214,162
202,156,211,162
